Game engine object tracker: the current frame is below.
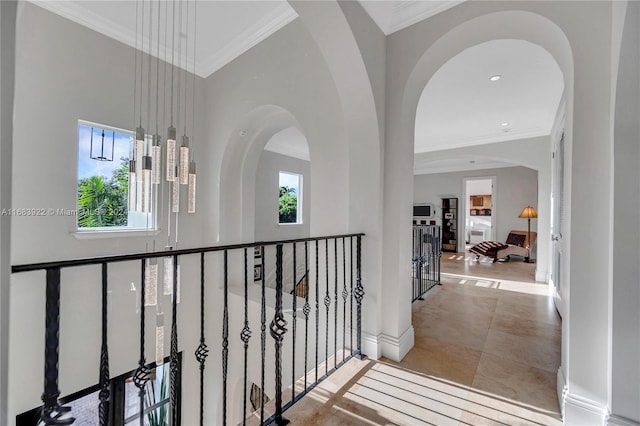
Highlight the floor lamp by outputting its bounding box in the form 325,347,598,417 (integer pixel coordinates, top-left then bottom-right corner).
518,206,538,263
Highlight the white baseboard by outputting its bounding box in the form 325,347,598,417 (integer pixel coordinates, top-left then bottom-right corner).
361,332,382,360
380,326,414,362
360,326,415,362
557,367,568,417
607,415,640,426
563,391,608,425
535,268,549,283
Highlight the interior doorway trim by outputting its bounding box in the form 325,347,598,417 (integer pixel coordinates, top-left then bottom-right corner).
463,176,497,248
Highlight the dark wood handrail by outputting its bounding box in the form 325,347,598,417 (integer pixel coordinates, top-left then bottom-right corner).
11,233,365,273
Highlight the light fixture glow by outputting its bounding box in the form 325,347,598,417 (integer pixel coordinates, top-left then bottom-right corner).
166,126,176,182
151,135,161,184
501,122,509,127
172,168,180,213
163,256,173,296
135,127,145,183
128,160,136,211
156,312,164,365
144,258,158,306
188,161,196,214
490,75,502,81
179,136,190,185
141,156,152,213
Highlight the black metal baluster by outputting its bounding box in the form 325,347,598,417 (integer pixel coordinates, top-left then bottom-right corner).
270,244,289,425
324,239,330,375
260,246,266,424
354,236,366,360
41,268,75,426
222,250,229,425
314,240,319,384
241,249,252,425
303,242,310,392
98,263,110,426
341,238,347,363
350,237,354,355
333,238,338,369
134,260,150,426
291,243,297,402
170,254,179,425
195,253,209,426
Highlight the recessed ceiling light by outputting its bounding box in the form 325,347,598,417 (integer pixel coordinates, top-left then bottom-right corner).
501,122,509,127
239,130,247,136
490,75,502,82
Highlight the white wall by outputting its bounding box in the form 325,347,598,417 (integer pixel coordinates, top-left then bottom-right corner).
0,2,17,424
414,166,538,254
414,135,551,279
254,150,311,241
384,2,616,423
9,4,208,423
610,1,640,422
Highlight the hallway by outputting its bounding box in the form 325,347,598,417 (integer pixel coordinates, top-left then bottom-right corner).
275,253,562,425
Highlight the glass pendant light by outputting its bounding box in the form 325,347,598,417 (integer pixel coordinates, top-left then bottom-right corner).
179,135,189,185
156,311,164,365
128,160,137,211
144,258,158,306
163,255,173,296
188,161,196,214
172,167,179,213
166,126,176,181
135,127,145,183
151,134,161,184
141,155,152,213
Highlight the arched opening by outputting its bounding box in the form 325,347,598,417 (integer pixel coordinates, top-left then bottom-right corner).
383,8,575,418
255,126,311,241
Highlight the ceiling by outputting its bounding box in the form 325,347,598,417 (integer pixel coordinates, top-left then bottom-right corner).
264,127,310,162
358,0,464,35
29,0,298,78
28,1,563,175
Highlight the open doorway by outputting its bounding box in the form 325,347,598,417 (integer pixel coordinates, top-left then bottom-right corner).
463,177,496,249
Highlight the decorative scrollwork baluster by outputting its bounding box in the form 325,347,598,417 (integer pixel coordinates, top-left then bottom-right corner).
270,244,289,425
195,252,209,426
134,260,150,426
241,248,252,425
354,236,366,360
98,263,110,426
41,268,75,426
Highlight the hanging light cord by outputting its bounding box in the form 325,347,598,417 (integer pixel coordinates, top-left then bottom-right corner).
139,0,145,128
191,0,197,160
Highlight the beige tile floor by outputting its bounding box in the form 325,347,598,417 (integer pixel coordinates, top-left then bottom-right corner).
255,253,562,425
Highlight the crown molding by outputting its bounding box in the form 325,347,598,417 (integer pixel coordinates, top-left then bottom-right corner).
199,2,297,77
413,160,514,176
415,126,549,154
386,1,465,35
28,1,297,78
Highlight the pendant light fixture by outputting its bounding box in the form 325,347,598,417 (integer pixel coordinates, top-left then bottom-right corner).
156,311,165,365
179,136,189,185
188,160,196,213
90,128,115,161
144,258,158,306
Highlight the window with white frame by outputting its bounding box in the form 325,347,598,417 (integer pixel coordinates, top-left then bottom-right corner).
77,121,155,231
278,171,302,224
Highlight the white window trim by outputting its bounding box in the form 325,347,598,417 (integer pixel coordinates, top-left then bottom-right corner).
278,171,303,225
77,120,158,233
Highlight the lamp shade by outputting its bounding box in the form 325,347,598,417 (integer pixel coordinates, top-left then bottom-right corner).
518,206,538,219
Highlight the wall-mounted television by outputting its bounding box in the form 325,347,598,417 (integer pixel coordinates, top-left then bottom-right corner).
413,204,434,218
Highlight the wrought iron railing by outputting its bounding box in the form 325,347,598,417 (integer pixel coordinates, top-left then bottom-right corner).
11,233,365,426
412,225,441,301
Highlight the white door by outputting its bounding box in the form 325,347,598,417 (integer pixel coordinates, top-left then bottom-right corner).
550,132,565,317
